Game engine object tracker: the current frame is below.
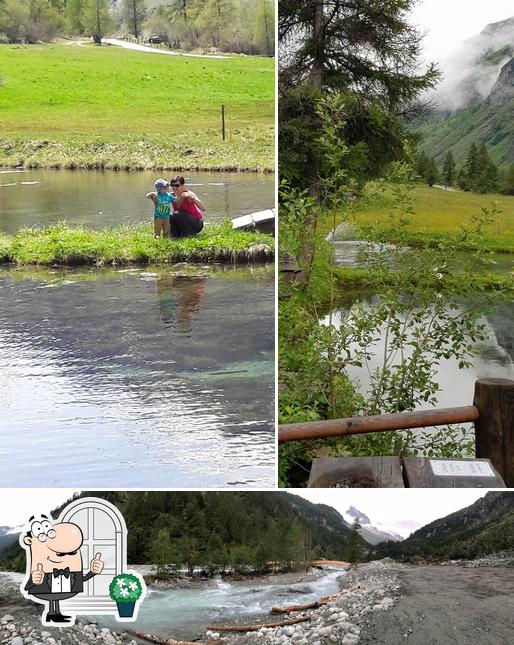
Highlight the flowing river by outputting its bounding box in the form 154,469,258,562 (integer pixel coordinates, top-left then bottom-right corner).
0,169,274,233
0,265,274,487
1,568,345,641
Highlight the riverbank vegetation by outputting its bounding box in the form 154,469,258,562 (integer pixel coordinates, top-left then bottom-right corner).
0,0,274,56
0,43,274,171
278,0,514,487
0,221,273,266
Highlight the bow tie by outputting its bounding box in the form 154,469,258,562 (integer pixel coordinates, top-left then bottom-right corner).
53,567,70,578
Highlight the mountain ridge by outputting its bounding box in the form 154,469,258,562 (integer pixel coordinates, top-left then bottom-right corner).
415,15,514,169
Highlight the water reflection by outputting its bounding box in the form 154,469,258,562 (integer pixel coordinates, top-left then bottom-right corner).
156,275,207,333
333,240,514,274
0,169,274,234
325,290,514,412
0,265,274,487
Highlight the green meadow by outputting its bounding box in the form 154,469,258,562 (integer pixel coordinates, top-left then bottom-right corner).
340,183,514,252
0,42,274,171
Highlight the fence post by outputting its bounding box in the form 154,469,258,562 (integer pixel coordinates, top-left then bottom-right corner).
473,378,514,487
221,104,226,141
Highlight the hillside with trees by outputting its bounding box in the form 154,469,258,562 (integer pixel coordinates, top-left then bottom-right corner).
0,0,275,55
376,492,514,561
0,492,369,574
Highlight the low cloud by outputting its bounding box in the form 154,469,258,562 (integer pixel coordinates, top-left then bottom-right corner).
431,17,514,111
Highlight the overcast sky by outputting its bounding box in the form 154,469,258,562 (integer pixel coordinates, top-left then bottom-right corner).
410,0,513,60
0,489,494,540
293,490,489,538
1,490,80,529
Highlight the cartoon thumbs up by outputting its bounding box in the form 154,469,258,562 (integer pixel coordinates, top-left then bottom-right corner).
32,563,44,585
90,552,104,575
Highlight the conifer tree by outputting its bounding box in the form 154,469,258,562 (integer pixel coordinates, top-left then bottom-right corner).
345,519,365,563
83,0,113,44
500,163,514,196
426,157,439,187
279,0,439,283
123,0,146,40
442,150,455,185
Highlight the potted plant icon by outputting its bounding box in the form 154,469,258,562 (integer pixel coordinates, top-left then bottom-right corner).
109,573,144,618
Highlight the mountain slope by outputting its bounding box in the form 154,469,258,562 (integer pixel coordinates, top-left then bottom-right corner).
415,17,514,169
377,491,514,560
344,506,403,545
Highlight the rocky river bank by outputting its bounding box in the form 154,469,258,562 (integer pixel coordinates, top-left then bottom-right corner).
208,560,403,645
0,576,143,645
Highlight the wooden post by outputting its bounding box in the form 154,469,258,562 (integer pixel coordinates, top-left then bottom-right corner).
221,104,225,141
474,378,514,487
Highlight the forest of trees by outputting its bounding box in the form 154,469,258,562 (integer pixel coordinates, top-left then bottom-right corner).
0,492,366,575
415,143,514,195
0,0,275,55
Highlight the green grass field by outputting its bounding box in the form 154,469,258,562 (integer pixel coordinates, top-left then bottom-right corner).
0,42,274,171
342,183,514,251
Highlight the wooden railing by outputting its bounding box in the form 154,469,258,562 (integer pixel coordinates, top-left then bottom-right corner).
278,378,514,487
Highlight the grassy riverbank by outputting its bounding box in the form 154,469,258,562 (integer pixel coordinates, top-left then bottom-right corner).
332,183,514,252
0,42,274,172
333,266,514,294
0,221,274,266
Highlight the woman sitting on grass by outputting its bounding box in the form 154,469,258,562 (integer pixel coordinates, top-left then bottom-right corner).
170,176,206,238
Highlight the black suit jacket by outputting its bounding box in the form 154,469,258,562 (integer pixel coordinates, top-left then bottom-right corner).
25,570,95,595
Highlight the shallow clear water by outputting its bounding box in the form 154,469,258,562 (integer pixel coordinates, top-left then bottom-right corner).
0,568,345,641
333,240,514,273
0,265,274,487
102,568,345,641
0,169,274,233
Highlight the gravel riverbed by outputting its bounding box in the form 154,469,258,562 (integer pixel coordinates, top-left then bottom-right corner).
0,575,143,645
210,560,403,645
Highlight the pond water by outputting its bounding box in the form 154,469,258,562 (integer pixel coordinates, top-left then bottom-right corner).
324,291,514,413
0,265,274,487
0,169,274,234
333,240,514,273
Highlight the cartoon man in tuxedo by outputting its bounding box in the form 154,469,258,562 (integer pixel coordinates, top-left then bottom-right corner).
22,515,104,624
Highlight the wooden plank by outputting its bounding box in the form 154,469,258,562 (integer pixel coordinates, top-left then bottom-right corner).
474,378,514,487
279,406,480,443
403,457,506,488
307,457,404,488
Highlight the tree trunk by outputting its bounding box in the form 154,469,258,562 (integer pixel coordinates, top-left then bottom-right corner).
207,616,310,632
310,0,324,91
297,0,324,286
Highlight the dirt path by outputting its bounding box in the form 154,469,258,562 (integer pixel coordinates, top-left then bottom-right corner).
104,38,228,59
360,566,514,645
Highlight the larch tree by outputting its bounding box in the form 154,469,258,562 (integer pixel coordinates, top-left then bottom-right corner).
442,150,455,185
279,0,439,283
122,0,146,40
83,0,113,44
